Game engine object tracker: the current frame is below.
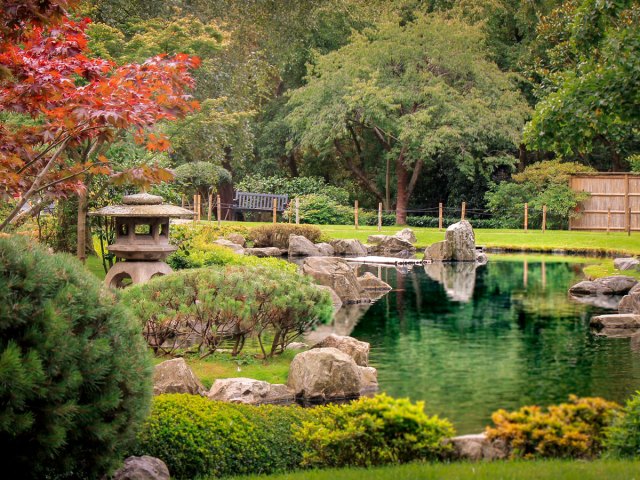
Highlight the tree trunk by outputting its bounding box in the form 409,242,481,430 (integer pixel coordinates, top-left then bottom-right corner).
220,147,235,220
77,190,88,263
395,148,409,225
518,143,528,171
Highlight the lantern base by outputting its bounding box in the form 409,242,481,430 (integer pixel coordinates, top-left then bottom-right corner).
104,261,173,288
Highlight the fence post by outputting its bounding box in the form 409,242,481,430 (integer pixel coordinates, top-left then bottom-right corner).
198,194,202,222
542,204,547,233
354,200,359,230
378,202,382,232
461,202,466,221
208,193,213,222
295,197,300,225
524,202,528,232
272,198,277,224
216,194,221,227
607,207,611,234
628,206,632,236
193,194,197,223
439,202,443,231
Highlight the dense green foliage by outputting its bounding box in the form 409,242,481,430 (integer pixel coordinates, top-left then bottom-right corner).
283,194,353,225
135,394,319,480
136,393,454,479
296,394,455,468
606,391,640,458
487,395,621,459
121,265,332,357
485,160,594,229
0,236,152,479
236,175,350,204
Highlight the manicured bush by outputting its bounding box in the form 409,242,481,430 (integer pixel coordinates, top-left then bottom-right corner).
486,395,621,459
605,391,640,458
121,265,332,357
0,236,152,479
406,215,500,229
135,394,319,479
282,194,353,225
249,223,323,247
295,394,455,468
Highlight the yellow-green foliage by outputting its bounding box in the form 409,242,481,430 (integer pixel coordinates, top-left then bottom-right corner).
487,395,621,459
605,391,640,458
295,394,455,468
249,224,323,248
135,394,319,479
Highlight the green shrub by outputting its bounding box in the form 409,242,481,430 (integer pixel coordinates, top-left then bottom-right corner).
236,175,350,204
283,194,352,225
406,215,501,229
605,391,640,458
295,394,455,468
121,265,332,358
249,223,323,248
486,395,621,459
0,236,152,479
135,394,319,479
359,211,397,227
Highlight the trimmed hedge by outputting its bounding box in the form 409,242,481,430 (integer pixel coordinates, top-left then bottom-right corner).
406,215,501,229
0,236,152,479
135,394,454,479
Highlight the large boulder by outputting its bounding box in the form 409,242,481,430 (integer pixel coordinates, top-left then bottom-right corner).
316,242,335,256
359,366,378,394
153,358,206,396
590,313,640,330
569,275,637,296
213,239,245,255
424,221,476,262
614,257,640,271
287,347,362,400
315,285,343,313
312,334,370,366
244,247,287,257
288,234,322,257
370,236,416,257
448,434,508,461
207,378,294,405
226,233,246,247
330,238,368,256
302,257,369,304
619,293,640,314
394,228,417,244
113,456,170,480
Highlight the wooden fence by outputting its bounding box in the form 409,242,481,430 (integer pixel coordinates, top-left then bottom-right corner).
570,173,640,232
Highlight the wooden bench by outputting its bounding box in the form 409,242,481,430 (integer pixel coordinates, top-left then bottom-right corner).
232,191,289,220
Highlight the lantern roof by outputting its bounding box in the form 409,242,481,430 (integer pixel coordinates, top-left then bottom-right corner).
89,193,194,218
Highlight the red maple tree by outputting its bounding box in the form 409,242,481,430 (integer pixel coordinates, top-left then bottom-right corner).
0,6,200,231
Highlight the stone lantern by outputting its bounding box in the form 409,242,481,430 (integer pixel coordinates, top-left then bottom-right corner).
90,193,194,288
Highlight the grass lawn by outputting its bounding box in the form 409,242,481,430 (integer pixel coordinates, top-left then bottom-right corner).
228,459,640,480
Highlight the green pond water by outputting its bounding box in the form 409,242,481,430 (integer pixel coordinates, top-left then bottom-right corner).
349,256,640,434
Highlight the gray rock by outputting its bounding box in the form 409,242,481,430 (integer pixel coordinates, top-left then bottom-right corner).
476,252,488,265
207,378,294,405
153,358,205,396
315,285,343,313
394,228,417,244
595,328,640,338
302,257,369,304
619,293,640,314
614,257,640,271
357,272,392,292
286,342,308,350
370,236,416,257
244,247,287,257
330,239,368,256
359,366,378,394
570,293,622,310
424,221,476,262
288,234,322,257
590,313,640,330
424,240,450,262
213,239,245,255
113,456,170,480
367,234,388,244
226,233,246,247
316,242,335,256
448,434,508,461
569,275,637,296
287,347,362,400
312,334,370,366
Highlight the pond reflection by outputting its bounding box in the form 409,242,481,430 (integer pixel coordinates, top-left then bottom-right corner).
341,256,640,434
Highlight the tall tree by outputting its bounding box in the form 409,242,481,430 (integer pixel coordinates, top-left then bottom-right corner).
286,14,529,223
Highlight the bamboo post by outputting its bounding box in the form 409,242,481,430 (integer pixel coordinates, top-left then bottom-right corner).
216,194,221,227
461,202,466,221
272,198,277,224
542,204,547,233
524,202,528,232
197,194,202,222
439,202,443,231
207,193,213,222
193,194,197,223
628,206,632,236
295,197,300,225
378,203,382,231
607,207,611,234
354,200,359,230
